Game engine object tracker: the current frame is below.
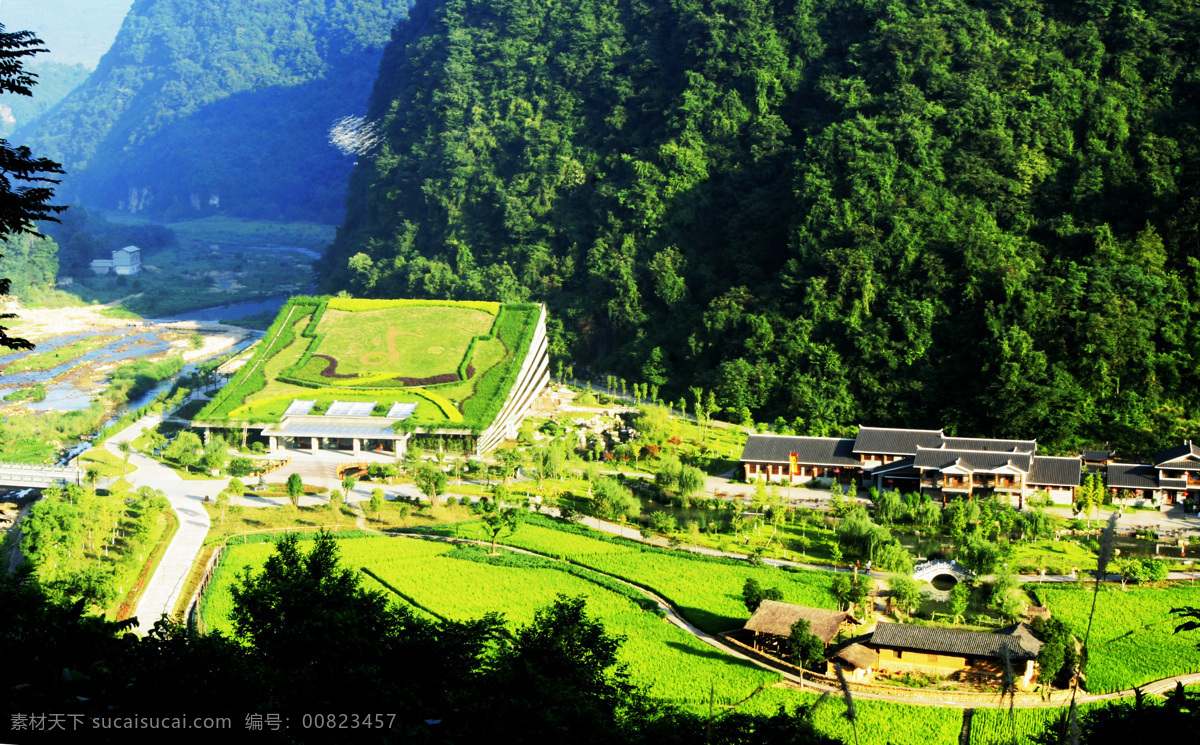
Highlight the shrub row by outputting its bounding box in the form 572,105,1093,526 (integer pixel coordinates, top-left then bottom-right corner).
327,297,500,314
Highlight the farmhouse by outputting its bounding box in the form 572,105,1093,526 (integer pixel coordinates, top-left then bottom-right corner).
90,245,141,276
742,600,860,655
866,622,1042,688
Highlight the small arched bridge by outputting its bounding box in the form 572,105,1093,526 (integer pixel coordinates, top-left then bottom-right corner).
912,559,975,584
0,461,84,489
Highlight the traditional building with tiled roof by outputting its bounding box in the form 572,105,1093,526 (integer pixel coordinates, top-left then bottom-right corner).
740,434,861,484
866,622,1042,688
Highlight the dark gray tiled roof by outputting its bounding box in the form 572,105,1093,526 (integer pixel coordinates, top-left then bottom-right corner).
869,622,1039,661
1156,458,1200,472
941,437,1036,454
1153,441,1200,467
740,435,860,467
1107,463,1158,490
1028,456,1082,488
913,447,1033,473
872,457,920,478
853,426,943,455
1081,450,1115,461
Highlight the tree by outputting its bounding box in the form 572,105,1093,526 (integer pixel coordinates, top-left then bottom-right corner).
0,24,65,351
215,491,229,523
742,578,783,613
328,489,343,529
948,581,971,623
285,473,304,507
483,595,648,743
476,496,524,555
590,477,640,520
229,532,397,683
1113,556,1141,589
341,475,356,497
117,441,132,472
676,465,705,500
787,619,826,670
368,488,384,520
414,461,447,505
831,574,872,613
888,575,922,618
163,431,202,472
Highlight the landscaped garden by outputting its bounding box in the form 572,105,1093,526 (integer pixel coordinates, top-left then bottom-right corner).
194,296,541,431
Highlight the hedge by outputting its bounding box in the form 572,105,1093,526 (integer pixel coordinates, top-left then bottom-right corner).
327,297,500,315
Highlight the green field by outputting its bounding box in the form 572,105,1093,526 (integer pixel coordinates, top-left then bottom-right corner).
490,516,838,634
195,296,540,431
1036,584,1200,693
735,686,966,745
199,535,780,705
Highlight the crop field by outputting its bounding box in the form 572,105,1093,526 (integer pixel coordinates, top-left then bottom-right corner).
199,534,779,705
195,296,540,431
968,701,1125,745
496,517,839,633
1036,584,1200,693
735,687,966,745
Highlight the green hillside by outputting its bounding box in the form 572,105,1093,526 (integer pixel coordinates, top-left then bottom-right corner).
20,0,409,223
324,0,1200,458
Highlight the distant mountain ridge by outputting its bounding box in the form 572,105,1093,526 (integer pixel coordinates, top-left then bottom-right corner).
21,0,410,223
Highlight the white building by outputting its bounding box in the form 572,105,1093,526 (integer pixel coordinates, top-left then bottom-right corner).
90,246,141,276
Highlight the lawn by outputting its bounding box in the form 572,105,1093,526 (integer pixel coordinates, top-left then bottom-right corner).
1036,583,1200,692
491,516,839,634
313,305,494,380
200,535,780,705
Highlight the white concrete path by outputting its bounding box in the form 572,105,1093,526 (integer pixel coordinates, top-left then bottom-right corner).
104,415,223,632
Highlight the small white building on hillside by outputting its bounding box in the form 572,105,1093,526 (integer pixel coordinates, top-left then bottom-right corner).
91,246,141,276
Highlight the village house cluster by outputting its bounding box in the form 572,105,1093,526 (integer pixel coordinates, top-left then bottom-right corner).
740,425,1200,510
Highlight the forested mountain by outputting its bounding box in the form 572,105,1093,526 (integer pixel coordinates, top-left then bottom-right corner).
0,60,91,137
324,0,1200,457
21,0,409,222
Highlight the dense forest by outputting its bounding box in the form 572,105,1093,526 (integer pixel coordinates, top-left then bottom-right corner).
20,0,410,223
323,0,1200,458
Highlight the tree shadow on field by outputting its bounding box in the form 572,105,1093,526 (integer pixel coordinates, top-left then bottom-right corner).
665,640,735,662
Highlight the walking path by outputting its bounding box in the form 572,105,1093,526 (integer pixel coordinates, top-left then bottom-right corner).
104,415,224,632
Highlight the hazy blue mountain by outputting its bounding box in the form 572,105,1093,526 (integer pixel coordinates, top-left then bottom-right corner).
20,0,408,223
0,0,134,67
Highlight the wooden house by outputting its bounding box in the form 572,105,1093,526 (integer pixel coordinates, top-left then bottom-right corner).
866,622,1042,688
743,600,860,655
827,643,879,682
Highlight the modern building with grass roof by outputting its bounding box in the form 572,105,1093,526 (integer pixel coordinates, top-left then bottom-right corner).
192,296,549,455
